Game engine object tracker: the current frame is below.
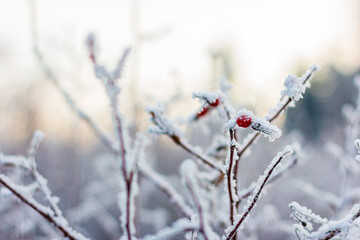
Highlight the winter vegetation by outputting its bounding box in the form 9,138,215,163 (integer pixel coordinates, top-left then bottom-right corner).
2,28,360,239
2,2,360,240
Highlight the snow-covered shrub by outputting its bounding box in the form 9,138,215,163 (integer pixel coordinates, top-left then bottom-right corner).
2,28,360,240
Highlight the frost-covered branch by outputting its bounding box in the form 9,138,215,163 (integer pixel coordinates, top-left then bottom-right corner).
29,2,115,152
138,163,194,218
224,146,293,240
231,65,320,209
141,218,198,240
224,129,239,225
147,105,222,172
235,65,320,160
238,151,298,200
86,33,137,240
290,202,360,240
0,132,89,240
0,174,88,240
181,160,220,240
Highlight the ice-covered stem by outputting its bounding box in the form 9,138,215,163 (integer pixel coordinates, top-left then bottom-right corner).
138,163,194,218
29,5,115,153
224,146,293,240
235,65,319,159
141,218,198,240
290,202,360,240
318,207,360,240
0,132,88,240
112,107,136,240
232,65,319,200
0,174,89,240
86,34,135,239
85,33,131,85
147,106,222,172
26,132,64,218
172,136,222,172
225,129,238,225
185,177,209,240
181,160,219,240
32,46,115,151
238,152,298,200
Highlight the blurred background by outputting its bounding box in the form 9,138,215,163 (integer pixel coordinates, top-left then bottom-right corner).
0,0,360,239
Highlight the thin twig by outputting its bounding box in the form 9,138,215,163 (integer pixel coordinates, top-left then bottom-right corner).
171,135,222,172
0,174,88,240
233,67,317,208
226,129,237,225
185,173,209,240
225,151,290,240
319,210,360,240
138,163,193,218
238,155,297,200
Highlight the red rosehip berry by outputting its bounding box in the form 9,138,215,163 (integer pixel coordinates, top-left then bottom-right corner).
196,107,209,118
209,98,220,107
236,115,252,128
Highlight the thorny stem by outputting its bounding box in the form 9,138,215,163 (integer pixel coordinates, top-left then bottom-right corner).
0,175,85,240
225,152,288,240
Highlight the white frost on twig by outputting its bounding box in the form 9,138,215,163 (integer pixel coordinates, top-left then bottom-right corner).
141,218,197,240
291,202,360,239
223,146,293,239
147,104,184,137
192,91,221,105
280,64,320,101
227,109,282,142
354,139,360,161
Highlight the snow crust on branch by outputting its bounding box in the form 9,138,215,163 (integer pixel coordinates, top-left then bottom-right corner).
192,91,221,105
85,33,131,85
0,132,89,240
227,109,282,142
142,218,197,240
355,139,360,161
180,160,220,240
290,202,360,239
147,104,184,137
138,162,194,218
280,64,320,101
265,64,320,120
223,145,293,239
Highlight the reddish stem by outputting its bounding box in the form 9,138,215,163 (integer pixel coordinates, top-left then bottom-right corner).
0,176,81,240
226,130,236,225
225,154,286,240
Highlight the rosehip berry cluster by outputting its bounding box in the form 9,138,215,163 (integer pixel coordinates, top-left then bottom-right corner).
195,98,221,119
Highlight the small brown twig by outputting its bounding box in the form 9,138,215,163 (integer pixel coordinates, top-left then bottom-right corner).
171,135,222,172
226,129,237,225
